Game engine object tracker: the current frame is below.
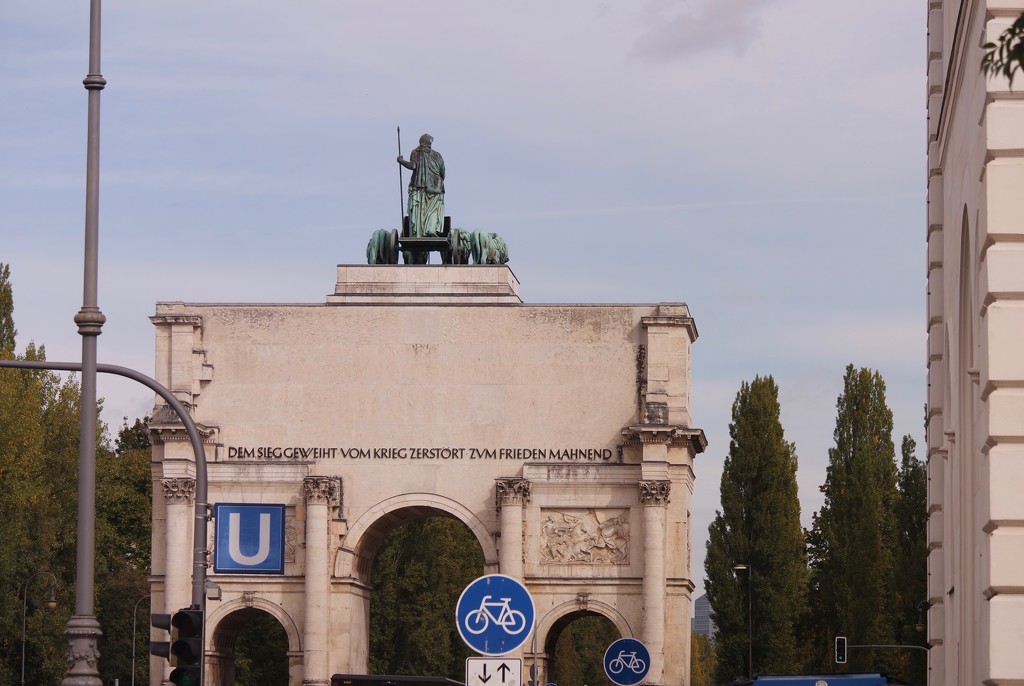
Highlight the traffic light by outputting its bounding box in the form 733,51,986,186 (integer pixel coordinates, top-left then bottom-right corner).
169,607,204,686
834,635,847,664
149,613,174,663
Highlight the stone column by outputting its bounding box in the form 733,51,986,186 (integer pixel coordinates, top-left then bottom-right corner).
303,477,339,686
161,478,195,613
496,478,531,580
496,478,530,661
640,480,670,686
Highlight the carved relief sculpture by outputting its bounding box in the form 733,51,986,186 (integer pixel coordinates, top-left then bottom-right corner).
540,509,630,564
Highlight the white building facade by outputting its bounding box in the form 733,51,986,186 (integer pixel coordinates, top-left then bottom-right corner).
925,1,1024,683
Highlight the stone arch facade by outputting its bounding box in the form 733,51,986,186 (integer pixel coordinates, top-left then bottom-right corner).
205,601,303,686
529,600,634,686
148,267,705,686
337,493,500,581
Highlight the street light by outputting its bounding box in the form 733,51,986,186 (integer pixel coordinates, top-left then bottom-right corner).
131,595,151,686
21,571,59,686
733,564,753,680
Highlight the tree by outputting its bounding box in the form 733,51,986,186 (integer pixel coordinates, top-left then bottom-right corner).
550,615,618,686
806,365,899,673
0,263,155,685
982,12,1024,87
0,263,15,356
891,434,928,685
369,517,485,679
690,633,718,686
705,376,808,683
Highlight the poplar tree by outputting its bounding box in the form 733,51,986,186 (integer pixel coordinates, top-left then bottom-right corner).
706,376,808,683
892,434,928,683
806,365,899,672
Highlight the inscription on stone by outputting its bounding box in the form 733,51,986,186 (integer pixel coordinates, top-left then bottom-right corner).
226,446,615,462
541,509,630,565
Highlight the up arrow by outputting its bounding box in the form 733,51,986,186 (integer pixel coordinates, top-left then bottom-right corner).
497,664,512,680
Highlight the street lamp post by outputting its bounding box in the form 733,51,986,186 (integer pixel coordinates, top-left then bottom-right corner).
733,564,753,680
65,0,106,684
21,571,59,686
131,595,151,686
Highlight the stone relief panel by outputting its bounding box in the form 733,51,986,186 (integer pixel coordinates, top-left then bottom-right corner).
285,507,297,564
540,509,630,564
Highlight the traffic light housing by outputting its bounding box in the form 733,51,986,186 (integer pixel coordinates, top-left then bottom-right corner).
169,607,204,686
834,635,847,664
149,613,174,663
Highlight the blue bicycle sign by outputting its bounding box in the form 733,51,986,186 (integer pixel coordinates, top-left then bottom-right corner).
603,638,651,686
463,595,529,635
456,574,535,655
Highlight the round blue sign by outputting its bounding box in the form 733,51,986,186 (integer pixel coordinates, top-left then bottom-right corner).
455,574,535,655
603,638,651,686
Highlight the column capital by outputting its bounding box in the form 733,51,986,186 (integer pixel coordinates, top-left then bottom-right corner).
496,478,532,506
639,480,671,506
161,477,195,505
304,476,342,506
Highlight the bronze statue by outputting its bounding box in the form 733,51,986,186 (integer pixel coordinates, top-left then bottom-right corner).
397,134,445,237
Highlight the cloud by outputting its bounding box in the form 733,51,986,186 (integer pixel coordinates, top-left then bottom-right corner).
633,0,783,60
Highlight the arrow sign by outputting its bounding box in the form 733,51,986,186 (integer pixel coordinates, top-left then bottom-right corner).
466,658,522,686
456,574,535,655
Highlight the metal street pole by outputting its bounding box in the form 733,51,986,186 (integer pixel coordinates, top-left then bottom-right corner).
65,0,107,682
21,572,59,686
130,595,150,686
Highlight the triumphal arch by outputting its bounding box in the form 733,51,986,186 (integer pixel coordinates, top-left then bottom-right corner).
148,264,705,686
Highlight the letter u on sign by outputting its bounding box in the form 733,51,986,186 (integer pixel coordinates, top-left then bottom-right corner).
214,503,286,574
228,512,271,564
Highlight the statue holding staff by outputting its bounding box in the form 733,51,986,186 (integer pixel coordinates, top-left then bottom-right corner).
397,133,446,237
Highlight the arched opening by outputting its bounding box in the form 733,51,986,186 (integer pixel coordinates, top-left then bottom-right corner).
367,514,486,680
545,612,620,686
210,607,293,686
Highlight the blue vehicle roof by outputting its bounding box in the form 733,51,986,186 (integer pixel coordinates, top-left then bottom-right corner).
753,674,894,686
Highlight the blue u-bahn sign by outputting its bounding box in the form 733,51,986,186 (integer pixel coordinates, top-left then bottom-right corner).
213,503,286,574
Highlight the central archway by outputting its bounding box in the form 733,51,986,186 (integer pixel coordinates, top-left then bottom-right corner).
338,494,500,582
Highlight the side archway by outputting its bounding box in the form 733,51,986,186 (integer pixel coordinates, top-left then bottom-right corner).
532,600,633,686
206,598,303,686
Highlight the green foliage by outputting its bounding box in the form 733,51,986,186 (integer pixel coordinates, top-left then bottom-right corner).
892,435,928,685
706,376,808,683
369,517,485,679
234,612,290,685
982,12,1024,88
806,365,899,674
550,615,618,686
0,263,155,685
690,633,718,686
0,263,14,356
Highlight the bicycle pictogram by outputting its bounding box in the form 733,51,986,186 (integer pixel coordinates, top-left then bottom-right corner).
463,595,528,635
608,651,647,675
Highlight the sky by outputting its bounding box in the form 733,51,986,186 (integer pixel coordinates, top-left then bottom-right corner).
1,1,925,602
